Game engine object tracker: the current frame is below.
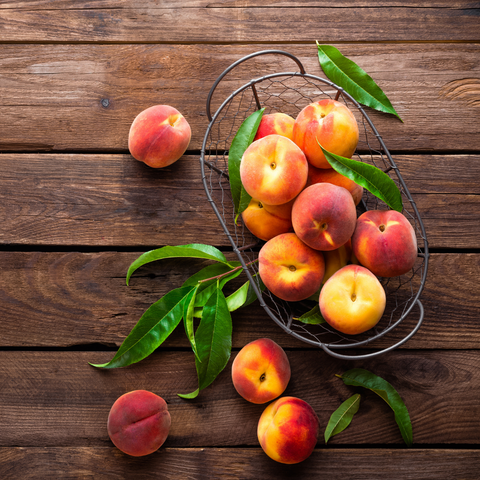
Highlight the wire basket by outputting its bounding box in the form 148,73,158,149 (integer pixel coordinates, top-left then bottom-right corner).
200,50,429,360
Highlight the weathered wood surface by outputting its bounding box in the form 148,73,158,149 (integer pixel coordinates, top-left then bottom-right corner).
0,252,477,350
1,44,479,152
1,447,479,480
1,350,480,447
1,0,479,477
1,2,479,43
0,153,478,248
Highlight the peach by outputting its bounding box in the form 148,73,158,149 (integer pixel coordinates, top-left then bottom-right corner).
257,396,319,464
292,99,359,169
308,164,364,205
232,338,291,404
128,105,191,168
352,210,418,278
258,232,325,302
292,183,357,251
107,390,171,457
240,135,308,205
322,239,355,284
319,264,386,335
254,113,295,141
241,197,294,241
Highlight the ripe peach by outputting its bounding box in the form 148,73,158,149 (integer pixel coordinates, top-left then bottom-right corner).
319,264,386,335
308,164,364,206
292,183,357,251
352,210,418,278
292,99,359,169
254,113,295,141
257,396,319,464
240,135,308,206
232,338,291,404
107,390,171,457
128,105,191,168
258,232,325,302
322,239,355,284
241,197,294,241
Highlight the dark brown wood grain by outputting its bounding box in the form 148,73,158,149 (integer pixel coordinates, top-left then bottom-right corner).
1,44,479,152
0,3,479,43
1,350,480,447
1,447,479,479
0,251,477,350
0,153,478,248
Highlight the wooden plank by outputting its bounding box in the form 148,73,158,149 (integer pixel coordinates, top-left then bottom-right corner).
1,44,480,152
0,153,478,248
0,3,479,43
1,350,480,446
1,447,479,479
0,251,477,350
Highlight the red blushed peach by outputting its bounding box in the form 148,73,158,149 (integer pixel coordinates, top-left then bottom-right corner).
254,113,295,141
292,99,359,169
308,164,364,206
128,105,191,168
257,396,319,464
352,210,418,278
292,183,357,252
240,135,308,206
241,198,294,241
258,233,325,302
107,390,171,457
320,264,386,335
232,338,291,404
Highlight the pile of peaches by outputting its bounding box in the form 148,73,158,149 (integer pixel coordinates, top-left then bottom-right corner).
240,99,418,336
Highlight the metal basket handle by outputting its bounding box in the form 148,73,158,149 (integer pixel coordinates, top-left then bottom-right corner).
319,300,425,360
206,50,306,122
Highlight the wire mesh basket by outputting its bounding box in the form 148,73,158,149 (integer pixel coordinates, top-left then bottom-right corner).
200,50,429,360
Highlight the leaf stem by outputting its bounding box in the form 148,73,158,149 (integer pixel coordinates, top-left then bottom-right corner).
198,259,258,284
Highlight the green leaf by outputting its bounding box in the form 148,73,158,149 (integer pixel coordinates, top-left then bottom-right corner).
295,304,326,325
90,285,195,369
316,43,402,121
228,108,265,215
178,388,199,400
225,281,250,312
126,244,232,285
183,284,201,361
320,144,403,212
325,393,361,444
182,262,241,288
337,368,413,447
179,283,232,398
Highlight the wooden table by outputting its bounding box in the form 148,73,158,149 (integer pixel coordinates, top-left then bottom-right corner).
1,2,479,478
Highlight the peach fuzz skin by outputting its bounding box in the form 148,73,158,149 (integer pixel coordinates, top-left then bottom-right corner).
107,390,171,457
254,113,295,141
241,197,294,241
258,233,325,302
232,338,291,404
352,210,418,278
240,135,308,206
292,99,359,169
128,105,191,168
320,264,386,335
257,396,319,464
308,164,364,206
292,183,357,252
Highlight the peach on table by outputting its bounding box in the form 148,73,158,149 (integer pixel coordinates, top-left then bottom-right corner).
257,396,319,464
232,338,291,404
128,104,191,168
